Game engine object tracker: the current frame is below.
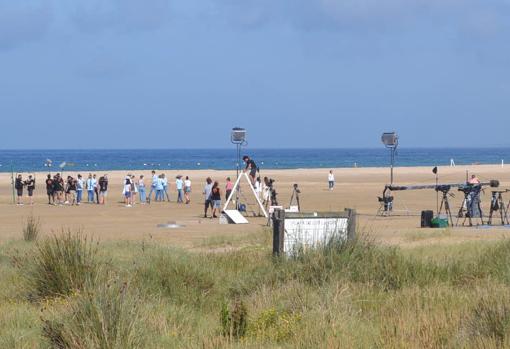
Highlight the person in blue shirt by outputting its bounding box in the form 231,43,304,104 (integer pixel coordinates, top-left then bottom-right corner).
155,174,164,202
162,174,170,202
86,174,95,203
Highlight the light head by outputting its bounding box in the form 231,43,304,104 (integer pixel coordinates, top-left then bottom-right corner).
381,132,398,148
231,127,246,144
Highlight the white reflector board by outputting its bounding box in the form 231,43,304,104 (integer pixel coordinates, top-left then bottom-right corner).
223,210,249,224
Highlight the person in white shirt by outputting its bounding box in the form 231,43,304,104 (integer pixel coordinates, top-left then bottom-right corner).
184,176,191,204
328,170,335,191
255,177,263,201
176,176,184,203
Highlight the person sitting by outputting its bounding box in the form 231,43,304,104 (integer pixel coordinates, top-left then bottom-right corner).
468,174,481,185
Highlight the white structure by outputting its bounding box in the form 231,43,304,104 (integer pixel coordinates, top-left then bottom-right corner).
223,172,268,219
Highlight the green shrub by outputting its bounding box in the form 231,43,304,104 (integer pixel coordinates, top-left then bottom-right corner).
42,280,145,349
134,251,215,307
248,307,301,343
220,298,248,339
23,231,99,300
464,295,510,344
22,214,40,242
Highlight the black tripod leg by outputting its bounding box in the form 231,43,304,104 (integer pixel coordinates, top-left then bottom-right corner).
445,199,454,227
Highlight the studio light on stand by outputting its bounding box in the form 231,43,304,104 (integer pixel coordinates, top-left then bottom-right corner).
231,127,247,210
231,127,247,179
381,132,398,186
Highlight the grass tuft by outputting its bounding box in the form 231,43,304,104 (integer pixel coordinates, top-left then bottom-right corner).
22,214,40,242
42,279,146,349
23,231,99,301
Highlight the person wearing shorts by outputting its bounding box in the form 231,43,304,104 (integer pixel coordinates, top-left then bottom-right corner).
184,176,191,204
45,174,54,205
210,181,222,218
25,175,36,205
203,177,213,218
123,176,132,207
15,174,24,205
243,155,257,186
99,175,108,205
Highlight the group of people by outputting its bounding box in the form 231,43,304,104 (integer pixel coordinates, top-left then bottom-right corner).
121,171,193,207
14,174,36,205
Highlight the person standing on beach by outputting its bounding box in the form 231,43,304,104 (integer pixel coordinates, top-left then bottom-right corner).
156,174,164,202
255,177,263,201
130,175,137,206
93,174,99,204
45,174,54,205
225,177,233,201
176,176,184,203
138,175,146,204
184,176,191,204
210,181,221,218
162,174,170,202
66,176,77,205
15,174,24,205
203,177,213,218
25,175,36,205
86,174,94,203
243,155,258,186
148,170,158,203
53,174,63,205
98,175,108,205
76,174,84,205
328,170,335,191
123,176,132,207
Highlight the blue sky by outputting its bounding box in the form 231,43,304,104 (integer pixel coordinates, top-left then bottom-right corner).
1,0,510,149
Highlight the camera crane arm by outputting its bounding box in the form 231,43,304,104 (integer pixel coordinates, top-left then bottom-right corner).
383,180,500,196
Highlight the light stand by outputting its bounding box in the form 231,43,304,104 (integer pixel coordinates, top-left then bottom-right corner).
231,127,247,209
381,132,398,186
433,166,439,215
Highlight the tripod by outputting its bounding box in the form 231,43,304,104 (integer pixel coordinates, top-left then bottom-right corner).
457,189,484,227
488,191,510,225
437,189,454,226
289,184,301,212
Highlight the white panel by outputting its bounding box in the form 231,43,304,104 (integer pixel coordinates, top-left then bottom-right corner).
223,210,249,224
284,218,349,256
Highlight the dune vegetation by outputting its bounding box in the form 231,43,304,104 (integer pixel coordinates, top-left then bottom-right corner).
2,222,510,348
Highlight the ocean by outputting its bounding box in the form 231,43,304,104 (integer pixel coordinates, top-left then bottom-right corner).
0,148,509,173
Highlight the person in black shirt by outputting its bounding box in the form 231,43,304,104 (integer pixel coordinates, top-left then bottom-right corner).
243,155,258,185
25,175,36,205
53,173,64,205
210,181,222,218
45,174,54,205
65,176,77,205
15,174,24,205
98,175,108,205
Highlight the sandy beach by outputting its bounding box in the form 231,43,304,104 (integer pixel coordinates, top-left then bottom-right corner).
1,164,509,248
